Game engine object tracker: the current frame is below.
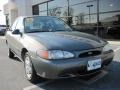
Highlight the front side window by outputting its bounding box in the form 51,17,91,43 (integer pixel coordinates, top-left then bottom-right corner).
24,16,72,33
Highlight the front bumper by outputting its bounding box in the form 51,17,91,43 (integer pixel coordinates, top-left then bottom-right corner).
31,50,114,79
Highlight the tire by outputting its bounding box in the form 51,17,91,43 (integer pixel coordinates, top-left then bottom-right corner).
24,52,38,83
8,48,15,58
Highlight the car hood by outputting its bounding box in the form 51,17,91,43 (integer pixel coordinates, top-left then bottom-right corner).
27,31,106,51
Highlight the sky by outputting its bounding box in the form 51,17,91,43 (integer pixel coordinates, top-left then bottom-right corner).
0,0,8,25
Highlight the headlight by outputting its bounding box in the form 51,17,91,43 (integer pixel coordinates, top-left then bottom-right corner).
103,44,112,52
37,50,74,60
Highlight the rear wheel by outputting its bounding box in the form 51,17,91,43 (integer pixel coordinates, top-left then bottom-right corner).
8,48,15,58
24,52,38,83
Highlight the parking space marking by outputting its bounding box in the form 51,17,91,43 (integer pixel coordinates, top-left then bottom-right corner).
114,47,120,52
0,36,5,39
72,70,108,85
108,41,120,46
23,80,55,90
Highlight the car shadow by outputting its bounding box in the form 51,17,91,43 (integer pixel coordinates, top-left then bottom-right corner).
30,60,120,90
11,54,120,89
11,57,22,62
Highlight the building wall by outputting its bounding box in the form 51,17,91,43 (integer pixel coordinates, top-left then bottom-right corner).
16,0,32,16
3,3,9,15
9,9,18,25
4,0,32,26
32,0,50,5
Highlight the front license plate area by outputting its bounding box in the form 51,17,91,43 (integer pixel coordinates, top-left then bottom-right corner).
87,59,101,71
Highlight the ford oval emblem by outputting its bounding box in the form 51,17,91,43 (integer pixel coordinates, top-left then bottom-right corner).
88,52,93,55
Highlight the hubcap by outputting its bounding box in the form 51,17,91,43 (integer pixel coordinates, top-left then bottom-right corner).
25,56,32,79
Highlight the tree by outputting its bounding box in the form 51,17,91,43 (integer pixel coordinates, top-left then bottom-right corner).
77,13,85,25
63,7,74,25
48,7,61,17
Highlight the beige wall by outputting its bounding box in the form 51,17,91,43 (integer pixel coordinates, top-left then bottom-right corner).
3,3,9,15
4,0,51,25
4,0,33,26
9,9,18,26
16,0,32,16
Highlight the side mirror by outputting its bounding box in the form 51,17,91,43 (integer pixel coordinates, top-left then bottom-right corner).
12,29,21,35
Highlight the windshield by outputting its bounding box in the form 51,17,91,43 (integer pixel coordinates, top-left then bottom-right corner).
24,16,72,33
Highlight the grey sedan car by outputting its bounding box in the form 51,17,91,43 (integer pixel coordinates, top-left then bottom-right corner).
6,16,114,82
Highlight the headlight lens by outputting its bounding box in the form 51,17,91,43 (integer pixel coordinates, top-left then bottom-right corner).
37,50,74,60
103,44,112,52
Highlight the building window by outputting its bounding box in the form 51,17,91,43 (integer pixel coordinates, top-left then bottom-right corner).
32,0,120,39
32,5,39,15
99,0,120,38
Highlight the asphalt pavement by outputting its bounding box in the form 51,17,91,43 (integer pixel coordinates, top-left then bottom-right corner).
0,36,120,90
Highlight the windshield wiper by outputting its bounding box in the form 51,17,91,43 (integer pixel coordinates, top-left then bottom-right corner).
54,29,72,32
27,30,49,33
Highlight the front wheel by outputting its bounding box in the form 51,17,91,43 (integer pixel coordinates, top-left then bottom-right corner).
24,52,38,82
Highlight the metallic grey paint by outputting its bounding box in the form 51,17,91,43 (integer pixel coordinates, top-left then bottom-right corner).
6,16,114,79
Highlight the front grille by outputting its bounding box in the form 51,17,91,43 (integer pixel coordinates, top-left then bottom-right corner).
79,50,101,58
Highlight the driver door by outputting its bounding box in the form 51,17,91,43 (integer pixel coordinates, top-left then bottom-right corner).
7,17,24,57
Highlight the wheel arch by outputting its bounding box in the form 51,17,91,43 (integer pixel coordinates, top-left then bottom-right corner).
21,48,28,61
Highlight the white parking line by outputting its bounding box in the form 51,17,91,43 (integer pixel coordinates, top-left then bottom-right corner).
72,70,108,85
23,80,55,90
0,37,5,39
114,47,120,52
108,41,120,46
